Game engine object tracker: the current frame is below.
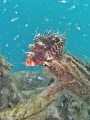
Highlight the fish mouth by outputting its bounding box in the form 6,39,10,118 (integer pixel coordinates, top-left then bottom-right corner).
25,55,44,66
24,58,36,66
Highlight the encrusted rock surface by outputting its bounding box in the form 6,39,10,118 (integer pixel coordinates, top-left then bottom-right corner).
0,59,90,120
0,87,90,120
0,55,23,111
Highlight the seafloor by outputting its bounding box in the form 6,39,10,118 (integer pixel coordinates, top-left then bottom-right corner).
0,54,90,120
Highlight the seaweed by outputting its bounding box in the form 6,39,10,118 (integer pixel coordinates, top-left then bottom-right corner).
0,54,13,76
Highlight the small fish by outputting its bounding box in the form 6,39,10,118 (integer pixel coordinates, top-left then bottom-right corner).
68,5,76,10
11,17,19,22
58,0,68,3
3,0,6,4
25,58,43,66
75,24,81,30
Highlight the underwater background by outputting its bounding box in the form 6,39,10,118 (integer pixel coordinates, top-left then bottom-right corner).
0,0,90,71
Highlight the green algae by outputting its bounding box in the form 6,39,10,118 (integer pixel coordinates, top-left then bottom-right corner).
0,54,13,76
0,88,90,120
0,89,53,120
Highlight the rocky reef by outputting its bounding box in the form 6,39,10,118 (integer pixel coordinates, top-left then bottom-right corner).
0,32,90,120
0,54,23,112
0,78,90,120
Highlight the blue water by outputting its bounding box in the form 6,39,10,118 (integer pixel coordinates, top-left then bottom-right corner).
0,0,90,71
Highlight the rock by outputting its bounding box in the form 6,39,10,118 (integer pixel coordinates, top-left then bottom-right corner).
0,53,90,120
85,61,90,71
0,55,23,112
0,89,90,120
